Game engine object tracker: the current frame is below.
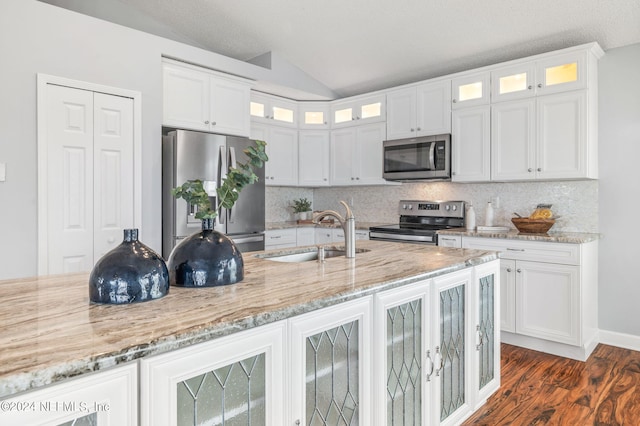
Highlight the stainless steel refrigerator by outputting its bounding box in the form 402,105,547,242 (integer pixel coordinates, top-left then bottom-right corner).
162,129,265,258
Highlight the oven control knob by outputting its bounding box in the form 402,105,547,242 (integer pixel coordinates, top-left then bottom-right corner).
445,205,451,211
452,205,457,211
402,204,407,210
408,205,413,210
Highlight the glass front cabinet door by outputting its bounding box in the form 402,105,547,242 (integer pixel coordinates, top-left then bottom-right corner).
473,261,501,405
141,321,286,426
431,269,473,426
374,280,431,426
289,297,373,426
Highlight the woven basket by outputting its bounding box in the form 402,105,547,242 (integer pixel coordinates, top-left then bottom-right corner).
511,218,555,234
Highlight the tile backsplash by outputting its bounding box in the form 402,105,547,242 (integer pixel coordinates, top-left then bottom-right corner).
267,180,598,233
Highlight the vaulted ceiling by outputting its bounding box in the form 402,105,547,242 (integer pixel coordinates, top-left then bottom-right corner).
41,0,640,98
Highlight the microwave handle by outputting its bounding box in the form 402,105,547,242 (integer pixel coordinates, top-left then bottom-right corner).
429,142,436,170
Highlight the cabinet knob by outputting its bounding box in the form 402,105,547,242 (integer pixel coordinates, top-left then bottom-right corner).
506,268,512,272
537,83,543,88
295,420,301,425
517,268,522,273
537,168,542,172
356,177,360,180
204,120,209,124
323,178,327,181
452,99,457,103
528,85,533,90
351,177,354,180
528,168,533,172
410,128,415,132
416,127,421,131
211,121,216,126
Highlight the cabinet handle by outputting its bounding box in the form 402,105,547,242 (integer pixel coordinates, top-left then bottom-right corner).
426,350,435,382
452,99,457,103
211,121,217,126
476,325,484,351
356,177,360,180
537,167,542,172
416,127,421,131
323,178,327,181
528,168,533,172
410,128,415,132
434,346,444,376
506,267,512,272
528,85,533,90
517,268,522,273
506,248,525,252
295,420,301,425
537,83,543,88
204,120,210,124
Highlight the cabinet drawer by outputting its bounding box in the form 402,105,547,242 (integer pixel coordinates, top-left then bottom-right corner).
462,237,579,265
265,229,297,247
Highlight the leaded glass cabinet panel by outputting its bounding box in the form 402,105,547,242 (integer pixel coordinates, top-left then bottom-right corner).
141,321,286,426
474,261,501,404
374,280,430,426
432,269,473,426
290,297,372,426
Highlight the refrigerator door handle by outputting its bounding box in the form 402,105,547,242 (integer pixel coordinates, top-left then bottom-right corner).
228,147,237,223
217,145,226,225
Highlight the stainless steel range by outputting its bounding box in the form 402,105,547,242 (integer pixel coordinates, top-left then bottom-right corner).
369,200,465,245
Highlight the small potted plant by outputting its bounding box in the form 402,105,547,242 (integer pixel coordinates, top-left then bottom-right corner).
169,140,267,288
292,197,313,221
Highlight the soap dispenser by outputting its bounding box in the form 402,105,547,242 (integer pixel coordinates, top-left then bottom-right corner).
485,201,494,227
466,203,476,231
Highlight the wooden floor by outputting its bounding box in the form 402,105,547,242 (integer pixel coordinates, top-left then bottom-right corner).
462,343,640,425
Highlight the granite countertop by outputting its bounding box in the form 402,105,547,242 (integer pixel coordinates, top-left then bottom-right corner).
438,228,601,244
0,240,497,398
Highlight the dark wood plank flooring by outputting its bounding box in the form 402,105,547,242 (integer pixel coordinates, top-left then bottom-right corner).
462,343,640,425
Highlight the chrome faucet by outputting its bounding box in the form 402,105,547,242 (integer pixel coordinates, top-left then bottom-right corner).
312,200,356,258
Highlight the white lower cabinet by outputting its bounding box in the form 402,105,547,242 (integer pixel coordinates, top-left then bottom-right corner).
141,321,287,426
265,228,297,249
289,297,373,426
462,236,598,361
374,262,499,426
437,235,462,248
0,363,137,426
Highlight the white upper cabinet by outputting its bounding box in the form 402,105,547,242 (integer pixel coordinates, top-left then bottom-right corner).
451,72,491,109
535,51,588,95
386,80,451,140
491,99,537,181
251,123,298,186
163,59,252,137
491,50,590,103
298,130,330,186
491,63,537,102
298,102,330,129
452,105,491,182
331,94,385,128
330,122,387,186
250,92,298,128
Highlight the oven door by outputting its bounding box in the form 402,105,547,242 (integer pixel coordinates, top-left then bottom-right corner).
382,135,450,181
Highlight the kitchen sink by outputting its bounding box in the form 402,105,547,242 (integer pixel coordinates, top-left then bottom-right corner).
256,247,371,263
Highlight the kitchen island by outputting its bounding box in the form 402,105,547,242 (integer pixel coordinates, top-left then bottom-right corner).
0,240,500,425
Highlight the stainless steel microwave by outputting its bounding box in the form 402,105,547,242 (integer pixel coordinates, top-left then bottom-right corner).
382,134,451,181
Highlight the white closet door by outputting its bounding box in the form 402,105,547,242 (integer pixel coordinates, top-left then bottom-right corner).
93,93,134,260
46,85,95,274
46,85,134,274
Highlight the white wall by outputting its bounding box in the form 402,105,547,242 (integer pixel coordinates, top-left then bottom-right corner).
598,43,640,337
0,0,330,280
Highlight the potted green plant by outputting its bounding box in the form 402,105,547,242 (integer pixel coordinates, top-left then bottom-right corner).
168,140,267,288
292,197,312,221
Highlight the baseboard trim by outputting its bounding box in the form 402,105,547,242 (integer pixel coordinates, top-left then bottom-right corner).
599,329,640,352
